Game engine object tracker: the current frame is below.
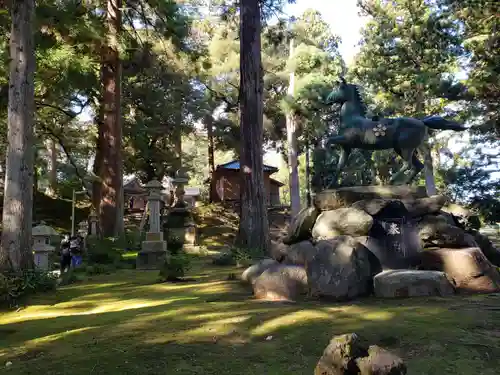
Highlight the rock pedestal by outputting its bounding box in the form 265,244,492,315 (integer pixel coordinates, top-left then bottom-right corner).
137,179,168,270
258,184,500,302
32,222,58,271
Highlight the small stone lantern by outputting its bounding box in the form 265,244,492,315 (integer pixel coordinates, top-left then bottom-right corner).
89,210,99,236
78,220,89,237
32,222,58,271
172,168,189,208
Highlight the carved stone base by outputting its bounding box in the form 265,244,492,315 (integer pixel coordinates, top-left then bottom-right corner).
314,185,428,211
136,240,168,270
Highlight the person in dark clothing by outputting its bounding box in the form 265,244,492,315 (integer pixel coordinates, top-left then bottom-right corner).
60,234,72,273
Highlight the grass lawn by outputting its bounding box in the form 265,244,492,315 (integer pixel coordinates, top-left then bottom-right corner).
1,257,500,375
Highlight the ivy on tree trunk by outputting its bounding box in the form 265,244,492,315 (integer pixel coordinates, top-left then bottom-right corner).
1,0,36,271
235,0,270,253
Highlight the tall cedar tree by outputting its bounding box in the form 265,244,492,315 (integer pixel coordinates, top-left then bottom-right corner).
236,0,270,253
0,0,36,271
96,0,124,237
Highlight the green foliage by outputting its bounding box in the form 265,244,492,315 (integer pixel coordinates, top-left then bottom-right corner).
85,237,123,265
159,253,192,281
212,246,267,268
84,264,116,276
212,251,237,266
0,270,58,308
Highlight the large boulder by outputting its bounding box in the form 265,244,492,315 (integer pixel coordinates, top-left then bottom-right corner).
470,231,500,267
282,240,316,266
306,236,378,300
441,203,481,231
352,195,447,219
373,270,455,298
241,258,278,285
351,199,396,216
283,207,319,245
312,208,373,240
252,264,308,301
314,186,427,211
417,215,478,249
402,195,447,218
314,333,406,375
418,247,500,294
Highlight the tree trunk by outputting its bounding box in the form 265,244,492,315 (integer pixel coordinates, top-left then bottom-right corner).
46,137,57,196
286,37,301,216
235,0,270,253
205,114,215,203
173,130,182,172
99,0,123,237
305,140,311,207
416,87,436,195
205,114,215,174
0,0,36,271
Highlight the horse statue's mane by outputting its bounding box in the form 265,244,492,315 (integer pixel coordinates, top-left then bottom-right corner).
351,84,367,117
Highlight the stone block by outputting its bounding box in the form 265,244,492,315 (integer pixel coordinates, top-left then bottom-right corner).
141,240,167,253
314,186,427,211
373,270,455,298
136,249,167,270
146,232,164,242
137,240,168,270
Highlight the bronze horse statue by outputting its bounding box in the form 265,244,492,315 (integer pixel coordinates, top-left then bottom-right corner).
325,78,466,186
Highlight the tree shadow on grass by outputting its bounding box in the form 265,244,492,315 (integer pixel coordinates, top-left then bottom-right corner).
2,270,500,375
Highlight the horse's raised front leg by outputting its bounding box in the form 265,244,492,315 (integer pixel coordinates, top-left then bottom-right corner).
331,147,351,187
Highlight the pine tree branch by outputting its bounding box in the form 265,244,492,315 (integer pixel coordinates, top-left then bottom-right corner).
37,123,93,198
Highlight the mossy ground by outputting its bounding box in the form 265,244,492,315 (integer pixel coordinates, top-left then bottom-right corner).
1,256,500,375
1,205,499,374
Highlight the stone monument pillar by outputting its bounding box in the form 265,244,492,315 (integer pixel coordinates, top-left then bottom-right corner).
136,179,168,270
32,222,58,271
89,210,99,236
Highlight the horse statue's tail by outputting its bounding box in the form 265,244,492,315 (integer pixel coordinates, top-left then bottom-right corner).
422,115,467,131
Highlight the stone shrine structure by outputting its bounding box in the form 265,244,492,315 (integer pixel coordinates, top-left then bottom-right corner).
88,210,99,236
136,179,168,270
164,169,199,253
32,222,58,271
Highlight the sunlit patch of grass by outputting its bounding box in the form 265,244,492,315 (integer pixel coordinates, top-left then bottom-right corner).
2,259,500,375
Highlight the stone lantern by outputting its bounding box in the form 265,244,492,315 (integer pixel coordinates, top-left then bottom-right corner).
166,168,199,254
78,220,89,237
172,168,189,208
89,210,99,236
32,222,58,271
136,178,168,270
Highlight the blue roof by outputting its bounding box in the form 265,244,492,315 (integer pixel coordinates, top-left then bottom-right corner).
217,160,278,173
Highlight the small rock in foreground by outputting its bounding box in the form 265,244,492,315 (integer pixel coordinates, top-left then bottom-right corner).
314,333,406,375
